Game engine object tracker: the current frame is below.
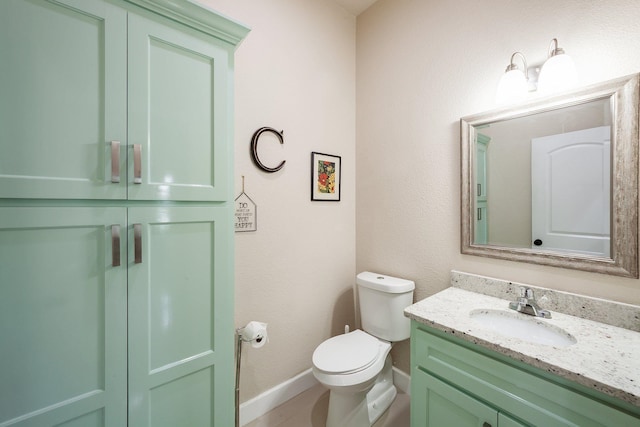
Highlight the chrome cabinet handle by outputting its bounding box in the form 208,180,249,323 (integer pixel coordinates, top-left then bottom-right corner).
111,141,120,183
134,223,142,264
111,225,120,267
133,144,142,184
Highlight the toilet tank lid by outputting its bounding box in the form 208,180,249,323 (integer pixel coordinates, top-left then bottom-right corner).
356,271,415,293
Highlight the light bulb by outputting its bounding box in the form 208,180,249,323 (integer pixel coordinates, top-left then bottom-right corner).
496,68,528,104
538,40,578,95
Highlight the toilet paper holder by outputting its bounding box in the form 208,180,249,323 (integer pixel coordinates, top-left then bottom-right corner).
235,321,268,427
238,321,268,348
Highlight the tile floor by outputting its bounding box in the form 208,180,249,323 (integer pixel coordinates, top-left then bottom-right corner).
245,383,410,427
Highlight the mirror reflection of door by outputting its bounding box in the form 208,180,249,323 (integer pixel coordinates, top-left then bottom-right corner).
531,126,611,256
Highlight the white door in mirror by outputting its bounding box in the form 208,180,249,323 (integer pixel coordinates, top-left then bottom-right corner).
531,126,610,256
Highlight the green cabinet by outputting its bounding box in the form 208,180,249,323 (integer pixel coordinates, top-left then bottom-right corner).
413,369,527,427
0,205,234,426
0,207,128,426
127,11,232,201
127,206,234,426
0,1,247,426
0,0,127,200
1,0,233,202
410,322,640,427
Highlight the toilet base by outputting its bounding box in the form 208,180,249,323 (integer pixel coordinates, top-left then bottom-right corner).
366,362,397,425
326,355,396,427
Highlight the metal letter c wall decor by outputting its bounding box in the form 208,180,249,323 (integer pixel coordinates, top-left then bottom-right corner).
250,127,286,173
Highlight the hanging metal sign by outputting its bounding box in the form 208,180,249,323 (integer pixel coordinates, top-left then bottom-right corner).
235,176,257,232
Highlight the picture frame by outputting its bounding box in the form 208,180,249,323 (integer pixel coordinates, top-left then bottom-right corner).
311,152,341,201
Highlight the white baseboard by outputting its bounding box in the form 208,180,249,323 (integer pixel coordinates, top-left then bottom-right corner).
239,368,318,426
239,367,411,426
392,366,411,395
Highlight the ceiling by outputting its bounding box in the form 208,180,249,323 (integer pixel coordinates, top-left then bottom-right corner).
331,0,379,16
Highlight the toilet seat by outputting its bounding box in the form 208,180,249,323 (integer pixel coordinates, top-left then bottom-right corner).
312,330,382,375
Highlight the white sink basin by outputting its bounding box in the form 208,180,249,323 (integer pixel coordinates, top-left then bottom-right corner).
469,309,577,348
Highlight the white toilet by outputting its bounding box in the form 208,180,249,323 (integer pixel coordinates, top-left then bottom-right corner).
312,272,415,427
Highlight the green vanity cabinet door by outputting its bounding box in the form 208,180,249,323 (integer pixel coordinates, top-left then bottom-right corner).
0,0,127,200
127,206,234,427
0,207,127,426
411,369,529,427
127,11,231,202
412,369,500,427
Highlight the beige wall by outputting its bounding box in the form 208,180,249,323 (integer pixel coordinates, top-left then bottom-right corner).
198,0,357,402
357,0,640,374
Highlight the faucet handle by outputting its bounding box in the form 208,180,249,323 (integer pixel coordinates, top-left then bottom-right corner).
524,288,535,299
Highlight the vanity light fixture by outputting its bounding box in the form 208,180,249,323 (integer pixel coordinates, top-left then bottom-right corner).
496,51,529,104
496,38,578,103
537,38,578,94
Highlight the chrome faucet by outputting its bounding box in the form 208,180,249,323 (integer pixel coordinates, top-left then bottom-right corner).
509,287,551,318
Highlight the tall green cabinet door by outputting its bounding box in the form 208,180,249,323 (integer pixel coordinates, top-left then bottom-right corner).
0,207,127,426
127,206,234,426
0,0,127,200
127,11,231,202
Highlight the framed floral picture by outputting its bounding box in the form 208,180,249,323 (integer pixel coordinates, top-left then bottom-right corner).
311,152,341,201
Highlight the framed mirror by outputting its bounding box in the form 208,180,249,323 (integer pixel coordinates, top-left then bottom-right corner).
461,73,639,278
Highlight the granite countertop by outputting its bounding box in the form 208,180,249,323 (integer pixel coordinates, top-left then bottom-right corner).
404,286,640,408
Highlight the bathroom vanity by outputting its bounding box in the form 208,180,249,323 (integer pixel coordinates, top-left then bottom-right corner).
405,272,640,427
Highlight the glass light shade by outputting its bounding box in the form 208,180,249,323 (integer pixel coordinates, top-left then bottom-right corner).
496,68,528,104
537,53,578,95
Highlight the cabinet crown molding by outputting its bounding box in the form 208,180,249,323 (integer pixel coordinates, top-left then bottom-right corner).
125,0,250,46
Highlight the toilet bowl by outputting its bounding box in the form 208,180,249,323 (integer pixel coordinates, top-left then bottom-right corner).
312,329,396,427
311,272,415,427
313,329,391,390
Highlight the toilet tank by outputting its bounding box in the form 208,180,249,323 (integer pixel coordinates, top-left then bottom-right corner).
357,272,415,342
